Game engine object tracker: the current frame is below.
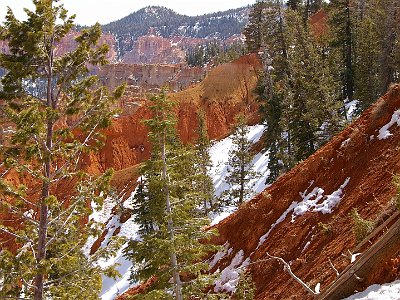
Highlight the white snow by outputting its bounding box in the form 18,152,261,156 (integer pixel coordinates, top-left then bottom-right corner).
341,138,351,148
346,99,359,121
209,242,231,270
257,178,350,247
315,282,321,294
351,252,362,263
291,177,350,221
258,201,299,247
209,124,270,224
100,190,140,300
343,280,400,300
214,250,250,293
378,109,400,140
302,241,311,253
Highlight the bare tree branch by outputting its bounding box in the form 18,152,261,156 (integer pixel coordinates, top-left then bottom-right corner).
266,252,319,296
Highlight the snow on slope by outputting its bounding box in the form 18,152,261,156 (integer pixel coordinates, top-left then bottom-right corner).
99,190,140,300
96,123,269,299
210,124,270,225
343,280,400,300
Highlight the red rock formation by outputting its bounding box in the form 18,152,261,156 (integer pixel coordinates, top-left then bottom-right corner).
87,54,262,172
97,63,206,92
310,9,328,38
53,31,117,62
122,34,186,65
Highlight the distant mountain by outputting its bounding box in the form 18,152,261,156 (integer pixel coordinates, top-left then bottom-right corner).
102,6,249,39
101,6,250,57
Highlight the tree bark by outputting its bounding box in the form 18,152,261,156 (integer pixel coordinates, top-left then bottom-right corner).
161,128,183,300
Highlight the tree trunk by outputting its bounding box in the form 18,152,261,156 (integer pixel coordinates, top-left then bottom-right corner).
34,31,54,300
162,128,183,300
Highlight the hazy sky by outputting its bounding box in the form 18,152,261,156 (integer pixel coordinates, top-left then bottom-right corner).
0,0,256,26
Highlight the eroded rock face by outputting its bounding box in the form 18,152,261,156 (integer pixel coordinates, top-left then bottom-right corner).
87,53,262,172
53,31,118,62
122,34,186,65
97,63,206,92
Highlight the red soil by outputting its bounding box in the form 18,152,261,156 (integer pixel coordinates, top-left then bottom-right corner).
213,84,400,299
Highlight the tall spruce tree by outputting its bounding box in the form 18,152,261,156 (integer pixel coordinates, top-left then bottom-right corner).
0,1,123,299
194,110,215,216
223,115,259,207
353,0,385,111
283,9,343,161
124,90,219,299
328,0,355,104
247,1,344,184
257,0,292,183
243,1,266,52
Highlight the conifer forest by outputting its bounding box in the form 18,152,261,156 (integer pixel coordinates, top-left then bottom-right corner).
0,0,400,300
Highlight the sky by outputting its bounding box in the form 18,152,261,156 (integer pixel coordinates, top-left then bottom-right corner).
0,0,256,26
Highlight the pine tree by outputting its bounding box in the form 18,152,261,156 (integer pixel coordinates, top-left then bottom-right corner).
251,2,344,183
283,9,343,160
234,271,256,300
380,0,400,93
223,115,259,207
0,1,123,299
243,1,266,52
256,0,292,183
328,0,355,103
353,0,385,111
194,110,215,216
124,90,220,299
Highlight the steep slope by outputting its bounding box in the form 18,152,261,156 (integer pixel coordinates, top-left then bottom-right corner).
211,84,400,299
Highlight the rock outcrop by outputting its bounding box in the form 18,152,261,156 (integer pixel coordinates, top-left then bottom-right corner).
122,33,186,65
97,63,206,92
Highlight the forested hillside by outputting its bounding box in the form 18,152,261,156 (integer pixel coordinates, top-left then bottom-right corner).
101,6,249,57
244,0,400,184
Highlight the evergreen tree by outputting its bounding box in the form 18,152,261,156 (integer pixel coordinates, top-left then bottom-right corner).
257,0,292,182
380,0,400,93
328,0,355,103
243,1,266,52
194,110,215,216
234,271,256,300
124,90,220,299
223,115,259,207
249,1,344,183
353,0,385,111
283,9,343,160
0,1,123,299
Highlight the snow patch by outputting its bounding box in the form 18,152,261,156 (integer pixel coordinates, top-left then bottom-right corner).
214,250,250,293
378,109,400,140
209,124,270,225
351,252,362,263
258,201,299,247
341,138,351,148
343,279,400,300
209,242,231,270
291,178,350,221
99,190,140,300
